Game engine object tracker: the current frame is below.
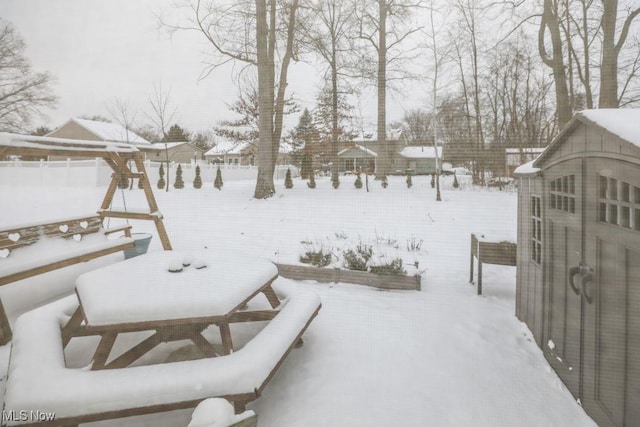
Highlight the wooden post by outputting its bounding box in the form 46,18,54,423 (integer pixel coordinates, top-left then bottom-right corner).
134,155,172,250
0,299,12,345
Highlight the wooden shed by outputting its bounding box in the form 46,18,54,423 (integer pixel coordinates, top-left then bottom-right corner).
515,109,640,427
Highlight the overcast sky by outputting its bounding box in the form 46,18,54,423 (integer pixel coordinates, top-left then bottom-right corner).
1,0,427,137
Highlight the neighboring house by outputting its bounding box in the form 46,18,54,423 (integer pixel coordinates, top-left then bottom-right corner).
505,147,545,176
205,139,294,166
147,142,206,164
205,140,255,165
337,129,443,174
46,118,152,160
514,109,640,427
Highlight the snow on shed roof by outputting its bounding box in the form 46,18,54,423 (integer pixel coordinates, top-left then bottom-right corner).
400,146,442,159
513,160,541,176
63,118,151,145
579,109,640,147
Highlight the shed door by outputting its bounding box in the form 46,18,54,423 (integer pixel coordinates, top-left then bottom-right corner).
544,160,583,398
545,157,640,427
580,158,640,427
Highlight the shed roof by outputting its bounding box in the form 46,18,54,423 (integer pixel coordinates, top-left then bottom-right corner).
0,132,140,157
534,108,640,167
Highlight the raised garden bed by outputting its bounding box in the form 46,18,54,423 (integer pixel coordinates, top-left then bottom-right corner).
276,263,421,291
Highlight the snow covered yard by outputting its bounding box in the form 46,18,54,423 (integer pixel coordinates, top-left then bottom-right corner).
0,175,596,426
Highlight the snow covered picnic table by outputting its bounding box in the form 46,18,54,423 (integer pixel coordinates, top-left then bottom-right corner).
3,250,322,426
66,250,282,369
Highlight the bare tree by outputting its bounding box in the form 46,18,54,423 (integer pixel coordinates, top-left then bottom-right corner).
106,97,139,144
0,20,57,132
354,0,423,178
599,1,640,107
163,0,300,199
146,82,178,192
303,0,355,187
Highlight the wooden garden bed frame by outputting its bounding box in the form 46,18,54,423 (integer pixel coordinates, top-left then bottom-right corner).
468,233,517,295
0,133,173,344
276,263,421,291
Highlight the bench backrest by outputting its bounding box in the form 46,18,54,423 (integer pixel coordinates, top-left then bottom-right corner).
0,215,103,255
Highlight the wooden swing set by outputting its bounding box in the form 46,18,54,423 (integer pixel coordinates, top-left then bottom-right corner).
0,132,172,343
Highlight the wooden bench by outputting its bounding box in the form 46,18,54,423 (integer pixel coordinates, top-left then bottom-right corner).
2,283,321,426
0,214,135,344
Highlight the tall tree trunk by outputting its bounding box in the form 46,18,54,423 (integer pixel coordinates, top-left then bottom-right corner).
254,0,276,199
539,0,572,127
331,42,340,185
377,0,388,178
599,1,640,108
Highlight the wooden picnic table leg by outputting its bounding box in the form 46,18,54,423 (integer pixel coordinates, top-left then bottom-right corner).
92,332,117,370
62,306,84,348
469,244,475,283
219,323,233,355
105,332,164,369
477,261,483,296
262,284,281,309
189,332,219,358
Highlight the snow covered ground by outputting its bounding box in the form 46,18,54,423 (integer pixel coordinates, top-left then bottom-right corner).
0,175,596,426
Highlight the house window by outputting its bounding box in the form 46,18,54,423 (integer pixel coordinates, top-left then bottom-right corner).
531,196,542,264
599,176,640,230
549,175,575,213
345,159,355,171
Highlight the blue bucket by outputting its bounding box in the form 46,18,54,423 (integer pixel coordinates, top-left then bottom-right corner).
123,233,152,259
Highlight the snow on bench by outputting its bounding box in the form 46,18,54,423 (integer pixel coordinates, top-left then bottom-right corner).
2,282,321,426
0,215,135,344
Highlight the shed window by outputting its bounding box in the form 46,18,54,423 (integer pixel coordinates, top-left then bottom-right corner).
549,175,576,214
598,176,640,230
531,196,542,264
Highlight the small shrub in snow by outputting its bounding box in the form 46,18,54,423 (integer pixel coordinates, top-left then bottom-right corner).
406,236,423,252
174,164,185,189
354,173,362,189
332,173,340,189
453,173,459,189
284,168,293,189
157,163,166,189
406,174,413,188
214,166,223,190
381,176,388,188
299,249,332,267
343,243,373,271
193,165,202,189
369,257,406,276
307,173,316,189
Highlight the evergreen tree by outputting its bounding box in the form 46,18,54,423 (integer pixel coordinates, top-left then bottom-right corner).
406,173,413,188
164,124,190,142
453,172,459,189
307,172,316,189
193,165,203,189
284,168,293,189
214,166,223,190
381,176,388,189
354,172,363,189
174,164,184,189
332,173,340,189
157,163,165,189
430,174,435,188
300,153,313,180
291,109,320,178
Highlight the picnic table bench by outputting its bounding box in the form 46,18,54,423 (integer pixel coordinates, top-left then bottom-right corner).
3,289,321,426
0,214,135,344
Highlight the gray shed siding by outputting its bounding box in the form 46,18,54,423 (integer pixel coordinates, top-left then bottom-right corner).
516,111,640,427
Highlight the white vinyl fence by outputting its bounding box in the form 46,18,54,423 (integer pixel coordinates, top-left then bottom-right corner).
0,159,299,188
